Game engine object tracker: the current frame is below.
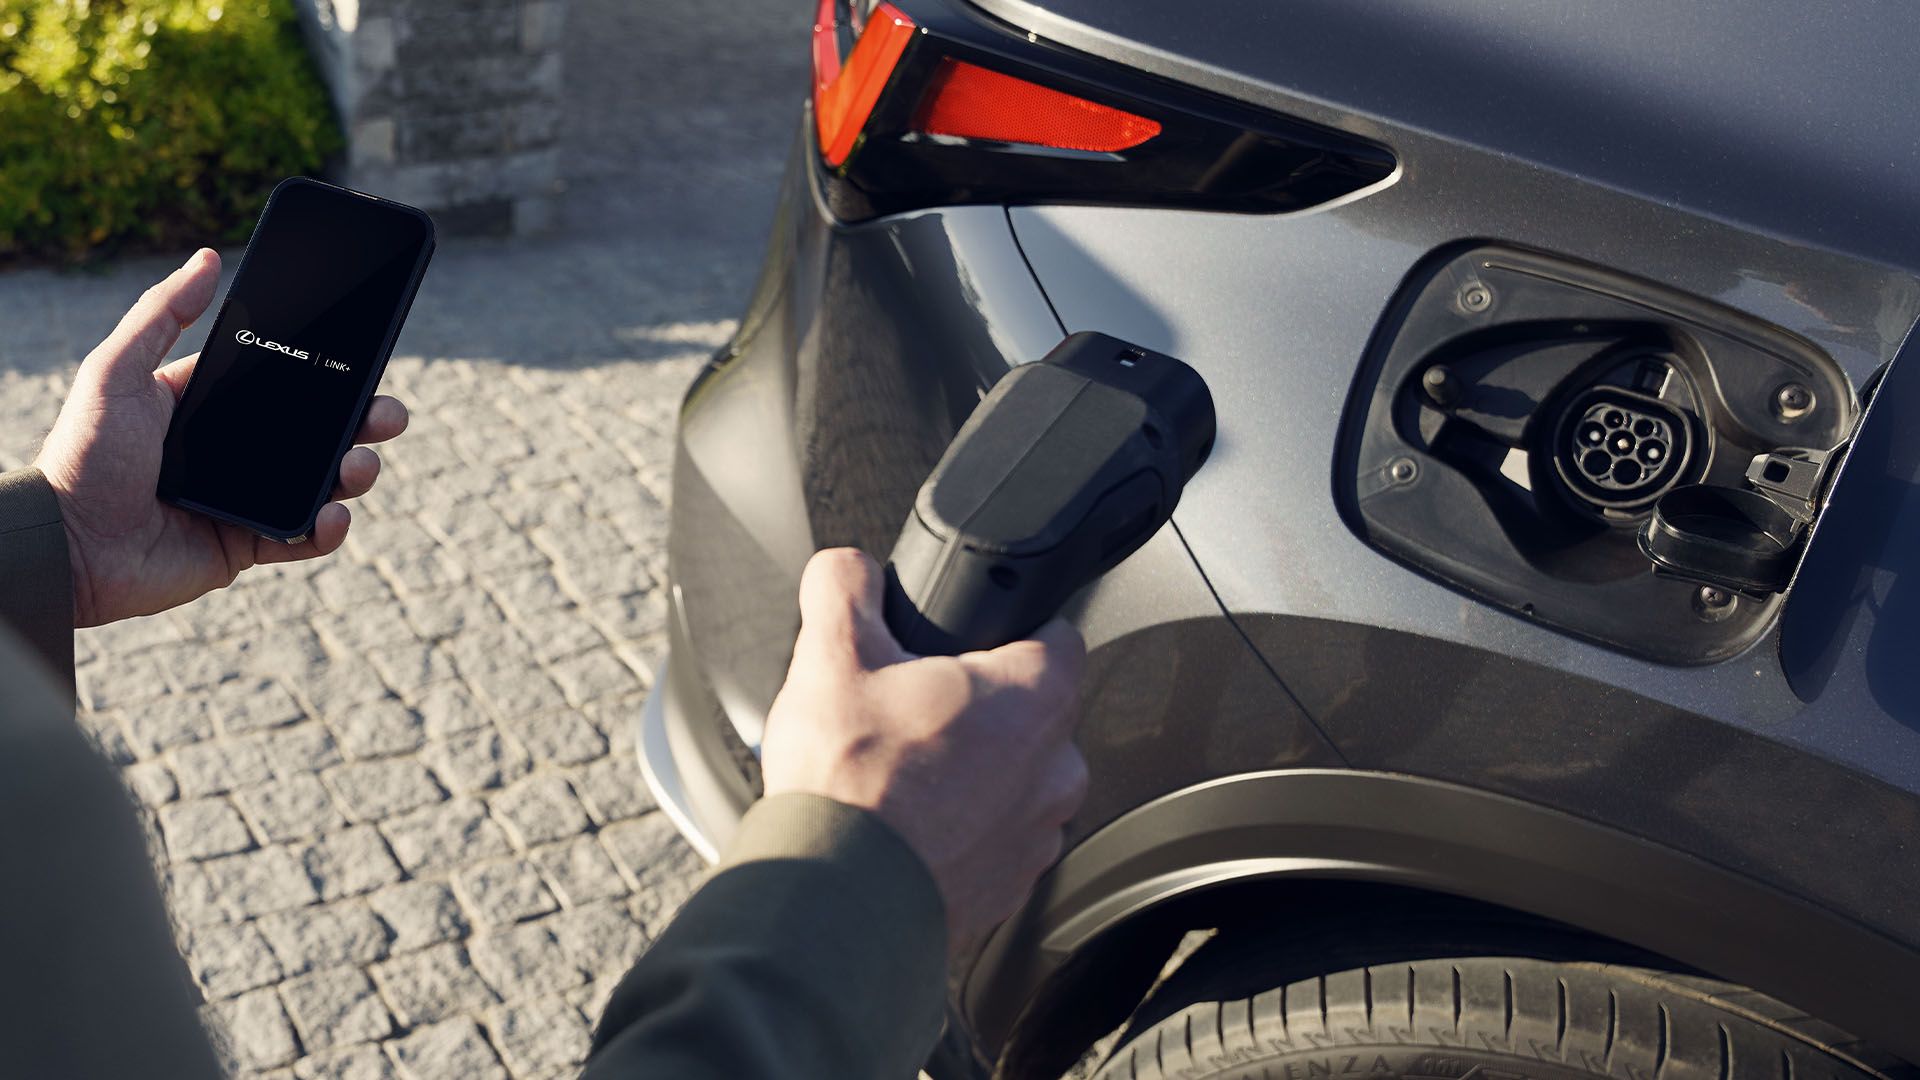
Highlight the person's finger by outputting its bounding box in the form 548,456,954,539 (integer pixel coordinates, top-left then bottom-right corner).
155,354,198,400
791,547,910,672
1033,744,1090,827
333,448,381,501
962,618,1086,731
354,397,409,444
252,503,350,565
1017,826,1065,882
82,249,221,397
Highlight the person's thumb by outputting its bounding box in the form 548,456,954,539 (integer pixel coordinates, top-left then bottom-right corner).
79,249,220,399
790,547,911,674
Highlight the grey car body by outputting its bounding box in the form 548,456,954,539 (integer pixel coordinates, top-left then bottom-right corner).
638,0,1920,1072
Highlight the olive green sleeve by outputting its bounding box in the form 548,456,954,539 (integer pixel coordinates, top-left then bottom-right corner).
0,468,73,694
585,793,949,1079
0,626,223,1078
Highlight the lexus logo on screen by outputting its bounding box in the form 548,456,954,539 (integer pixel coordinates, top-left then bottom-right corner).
235,328,311,361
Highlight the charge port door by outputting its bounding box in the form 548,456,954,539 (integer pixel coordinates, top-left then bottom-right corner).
1340,244,1855,664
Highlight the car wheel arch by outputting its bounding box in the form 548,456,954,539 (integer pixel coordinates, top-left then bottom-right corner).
964,769,1920,1075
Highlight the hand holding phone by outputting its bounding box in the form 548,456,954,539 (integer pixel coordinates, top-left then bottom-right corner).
32,178,428,628
159,177,435,540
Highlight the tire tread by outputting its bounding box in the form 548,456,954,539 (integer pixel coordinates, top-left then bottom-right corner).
1090,957,1902,1080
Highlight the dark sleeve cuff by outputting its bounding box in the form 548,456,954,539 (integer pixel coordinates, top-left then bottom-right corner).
0,468,73,695
587,793,949,1078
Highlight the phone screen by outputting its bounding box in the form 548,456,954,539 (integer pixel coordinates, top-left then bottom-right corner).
159,178,434,539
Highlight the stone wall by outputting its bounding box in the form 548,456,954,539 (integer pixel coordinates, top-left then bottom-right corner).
294,0,566,235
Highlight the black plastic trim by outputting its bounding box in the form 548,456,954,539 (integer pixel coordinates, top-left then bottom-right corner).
963,769,1920,1065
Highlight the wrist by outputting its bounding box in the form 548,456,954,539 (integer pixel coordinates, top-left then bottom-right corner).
29,463,96,629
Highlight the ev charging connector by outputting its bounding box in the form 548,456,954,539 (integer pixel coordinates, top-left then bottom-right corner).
883,332,1216,655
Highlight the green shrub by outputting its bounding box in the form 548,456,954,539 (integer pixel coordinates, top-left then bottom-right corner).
0,0,342,263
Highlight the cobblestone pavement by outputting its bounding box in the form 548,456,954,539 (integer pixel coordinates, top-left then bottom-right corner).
0,0,809,1076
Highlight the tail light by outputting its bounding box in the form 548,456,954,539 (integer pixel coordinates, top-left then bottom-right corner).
808,0,1395,221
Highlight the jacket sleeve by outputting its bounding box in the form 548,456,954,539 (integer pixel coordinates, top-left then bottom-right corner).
584,793,949,1079
0,626,224,1079
0,468,73,692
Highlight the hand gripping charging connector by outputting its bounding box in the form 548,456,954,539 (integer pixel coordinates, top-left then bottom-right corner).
882,332,1215,656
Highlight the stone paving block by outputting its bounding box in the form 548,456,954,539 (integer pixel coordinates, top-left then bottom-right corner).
490,774,591,848
169,734,275,797
429,727,532,793
571,755,655,825
300,825,406,901
469,919,587,1002
343,515,440,562
600,814,703,934
308,606,419,655
401,586,509,643
311,563,399,612
243,577,325,628
229,629,330,685
388,1017,509,1080
370,942,499,1026
579,698,642,759
487,488,562,531
486,996,591,1077
549,900,648,972
158,797,256,861
481,567,572,619
466,664,569,719
410,681,492,737
567,971,623,1024
325,758,446,822
292,1043,397,1080
334,698,429,760
215,987,301,1070
503,708,606,767
261,722,347,777
508,608,607,665
367,642,457,696
368,879,470,953
85,713,139,766
121,683,217,755
124,759,180,807
586,589,667,644
456,856,561,928
381,796,514,874
144,639,244,693
293,659,395,721
203,845,322,919
212,679,308,737
546,648,642,708
551,555,650,603
531,835,629,907
257,901,391,977
235,774,347,842
163,862,232,929
377,548,470,594
184,922,284,999
279,967,395,1052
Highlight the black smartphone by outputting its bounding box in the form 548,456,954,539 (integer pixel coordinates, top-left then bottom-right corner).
159,176,435,541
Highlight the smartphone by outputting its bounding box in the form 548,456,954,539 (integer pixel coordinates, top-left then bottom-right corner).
159,177,435,542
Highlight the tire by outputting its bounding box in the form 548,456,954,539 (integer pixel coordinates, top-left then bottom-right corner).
1090,956,1894,1080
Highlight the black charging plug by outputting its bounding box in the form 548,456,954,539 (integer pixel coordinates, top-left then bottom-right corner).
882,332,1215,656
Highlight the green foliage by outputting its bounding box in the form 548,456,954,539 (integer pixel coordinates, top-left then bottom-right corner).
0,0,342,262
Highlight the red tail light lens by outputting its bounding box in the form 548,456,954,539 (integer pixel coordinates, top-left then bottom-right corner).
912,59,1161,153
813,0,917,168
810,0,1397,222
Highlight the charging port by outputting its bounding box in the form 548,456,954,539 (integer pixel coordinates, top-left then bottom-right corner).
1342,244,1854,663
1551,385,1692,517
